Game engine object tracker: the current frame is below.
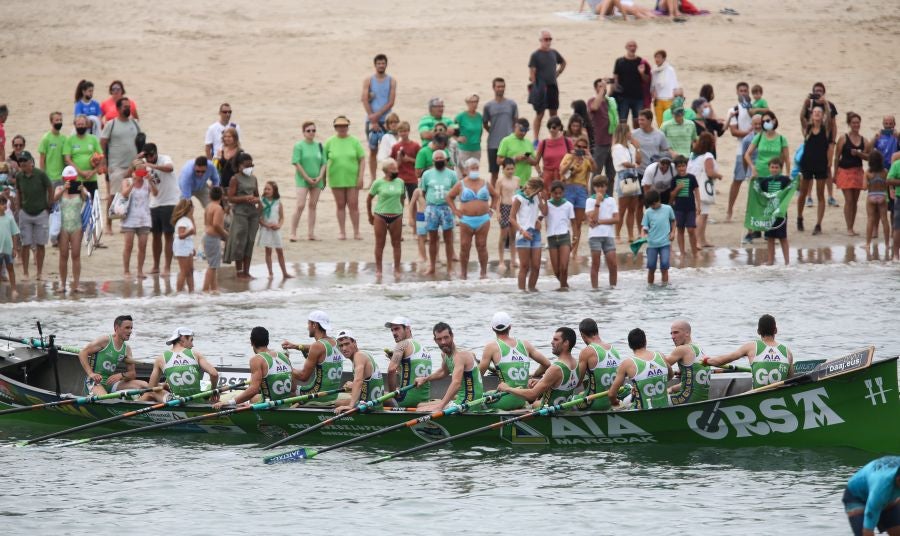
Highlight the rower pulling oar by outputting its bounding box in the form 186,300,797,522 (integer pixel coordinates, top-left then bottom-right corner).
263,391,508,464
0,386,164,417
703,314,794,390
368,386,629,465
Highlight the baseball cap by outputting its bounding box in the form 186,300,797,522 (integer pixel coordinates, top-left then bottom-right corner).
15,151,34,163
491,312,513,332
308,310,331,331
384,316,412,329
333,115,350,127
166,327,194,345
672,105,685,115
336,329,355,341
62,166,79,180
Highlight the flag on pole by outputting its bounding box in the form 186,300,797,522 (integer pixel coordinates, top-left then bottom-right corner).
744,177,798,231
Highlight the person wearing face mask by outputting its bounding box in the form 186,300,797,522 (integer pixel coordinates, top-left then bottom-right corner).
224,152,260,279
64,115,103,199
743,112,790,245
99,80,139,127
420,149,457,276
367,158,405,279
868,116,899,171
446,158,498,280
38,112,67,188
100,96,141,233
52,166,87,293
177,156,220,208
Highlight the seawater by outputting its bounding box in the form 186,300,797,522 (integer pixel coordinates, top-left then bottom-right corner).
1,261,897,535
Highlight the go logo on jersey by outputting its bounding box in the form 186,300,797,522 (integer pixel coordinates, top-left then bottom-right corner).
642,381,667,398
695,368,711,385
326,367,342,381
168,370,197,387
270,379,292,396
370,386,385,400
414,363,431,378
101,361,116,373
754,367,782,386
600,373,615,388
506,367,529,382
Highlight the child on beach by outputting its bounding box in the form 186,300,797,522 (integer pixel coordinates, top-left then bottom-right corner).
750,84,769,116
863,151,890,256
546,180,574,290
758,158,791,265
171,199,196,293
496,158,519,270
670,155,701,256
641,190,675,284
510,177,547,291
0,196,20,299
258,181,291,279
585,176,619,288
203,186,228,293
406,187,428,266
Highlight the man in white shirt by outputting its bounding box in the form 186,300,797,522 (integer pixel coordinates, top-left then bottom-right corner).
726,82,753,222
140,143,178,276
204,103,241,160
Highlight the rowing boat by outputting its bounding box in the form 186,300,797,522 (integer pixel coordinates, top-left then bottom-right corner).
0,344,897,452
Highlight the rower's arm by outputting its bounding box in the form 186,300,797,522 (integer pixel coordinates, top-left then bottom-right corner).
787,348,795,376
478,343,498,374
436,353,468,408
295,342,323,383
664,346,688,368
387,340,410,391
233,356,263,405
122,346,137,381
348,353,368,406
498,366,560,403
608,360,635,407
525,341,551,377
576,348,591,383
704,342,755,368
195,352,220,388
147,357,164,388
418,358,449,386
78,337,108,380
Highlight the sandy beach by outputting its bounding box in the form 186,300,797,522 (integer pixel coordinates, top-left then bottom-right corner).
2,0,897,291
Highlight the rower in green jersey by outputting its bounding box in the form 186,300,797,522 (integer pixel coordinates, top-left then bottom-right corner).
334,329,386,414
78,315,149,395
281,310,345,406
609,328,673,410
704,314,794,389
141,327,220,403
384,316,432,408
213,326,303,410
479,311,551,410
576,318,625,411
665,320,712,405
498,327,580,409
415,322,485,412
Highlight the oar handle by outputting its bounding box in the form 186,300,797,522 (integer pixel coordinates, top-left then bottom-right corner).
0,334,81,354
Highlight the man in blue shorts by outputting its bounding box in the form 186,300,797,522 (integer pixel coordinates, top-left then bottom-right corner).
420,150,457,275
844,456,900,536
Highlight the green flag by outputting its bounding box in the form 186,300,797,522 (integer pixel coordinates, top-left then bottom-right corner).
744,177,798,231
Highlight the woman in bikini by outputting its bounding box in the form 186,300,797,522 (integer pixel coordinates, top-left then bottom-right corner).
863,150,890,256
446,158,498,279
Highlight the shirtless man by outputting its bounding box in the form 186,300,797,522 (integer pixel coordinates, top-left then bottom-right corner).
79,315,149,395
495,158,520,269
202,186,227,293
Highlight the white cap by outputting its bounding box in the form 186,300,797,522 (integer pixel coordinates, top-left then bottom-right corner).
308,310,331,331
336,329,355,341
166,327,194,345
491,312,513,332
62,166,79,179
384,316,411,329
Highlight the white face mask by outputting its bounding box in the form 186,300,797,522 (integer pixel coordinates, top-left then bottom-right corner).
763,121,774,131
701,107,711,118
242,166,254,176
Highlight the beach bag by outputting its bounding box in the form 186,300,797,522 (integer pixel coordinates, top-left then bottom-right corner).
108,191,130,219
618,145,640,196
48,205,61,240
689,153,716,205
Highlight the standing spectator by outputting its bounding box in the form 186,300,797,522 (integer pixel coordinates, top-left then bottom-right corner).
565,113,590,147
611,124,642,243
417,98,454,143
750,85,770,116
38,112,66,187
797,106,832,235
495,159,519,269
588,78,619,181
14,152,52,280
869,115,899,168
290,120,325,242
482,77,518,186
204,103,240,160
389,121,421,200
203,186,228,293
99,81,139,127
834,112,868,236
559,138,596,257
361,54,397,185
215,127,242,191
585,176,619,288
528,29,567,145
141,143,178,276
224,153,260,279
420,150,457,276
415,133,450,177
0,196,19,299
497,118,536,186
171,199,196,293
650,50,678,126
800,82,840,208
510,178,547,291
446,158,497,280
760,159,791,265
100,97,141,232
0,104,8,163
178,156,220,207
660,102,697,158
7,135,27,178
641,190,676,285
375,113,400,165
632,108,670,174
612,40,649,129
325,115,365,241
886,154,900,260
258,181,291,280
534,116,573,192
53,167,87,293
688,133,723,249
455,95,483,166
641,155,675,204
864,151,890,256
367,158,405,279
726,82,754,221
63,115,103,199
661,92,697,124
120,166,153,279
545,180,574,290
698,84,722,122
744,111,790,243
670,155,700,257
73,80,102,136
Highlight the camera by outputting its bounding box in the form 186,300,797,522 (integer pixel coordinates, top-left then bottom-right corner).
575,149,585,157
808,93,817,100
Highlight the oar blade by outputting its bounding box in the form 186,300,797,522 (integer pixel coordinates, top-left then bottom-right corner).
262,447,316,464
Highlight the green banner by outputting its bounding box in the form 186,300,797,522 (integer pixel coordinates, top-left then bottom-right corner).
744,177,799,231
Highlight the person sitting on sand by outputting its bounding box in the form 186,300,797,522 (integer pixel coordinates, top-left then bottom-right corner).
580,0,657,20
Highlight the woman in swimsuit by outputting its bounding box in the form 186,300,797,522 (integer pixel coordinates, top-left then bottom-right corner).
53,166,88,293
367,158,405,279
446,158,498,279
863,150,890,256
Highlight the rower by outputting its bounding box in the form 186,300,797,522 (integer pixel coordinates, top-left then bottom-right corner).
497,327,579,408
334,329,387,415
414,322,484,412
213,326,298,410
608,328,672,410
576,317,624,410
384,316,432,409
281,310,344,406
703,314,793,389
78,315,149,395
479,311,551,410
844,456,900,536
141,327,220,403
665,319,712,405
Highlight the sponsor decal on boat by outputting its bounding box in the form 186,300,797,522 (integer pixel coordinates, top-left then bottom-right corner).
550,415,657,445
411,420,451,442
864,377,891,406
500,419,549,445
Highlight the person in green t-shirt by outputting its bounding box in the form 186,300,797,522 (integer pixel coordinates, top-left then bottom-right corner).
417,97,455,143
64,115,103,197
886,159,900,260
496,118,537,186
38,112,66,184
324,116,366,240
660,105,698,158
290,120,326,242
455,94,484,164
367,158,405,278
750,84,770,116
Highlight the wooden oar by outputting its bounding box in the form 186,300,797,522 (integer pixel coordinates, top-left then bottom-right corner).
368,386,629,465
0,334,81,354
263,391,508,464
53,386,348,447
0,386,164,416
262,384,416,450
18,382,246,446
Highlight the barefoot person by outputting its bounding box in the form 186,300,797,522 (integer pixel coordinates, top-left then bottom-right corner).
53,166,87,293
420,150,457,275
703,314,794,389
414,322,484,412
289,121,325,242
834,112,868,236
141,327,220,403
78,315,149,395
224,153,260,279
258,181,291,279
325,115,365,240
203,186,227,293
367,158,404,278
446,158,497,279
480,311,551,410
495,158,519,270
0,196,21,300
510,178,547,291
585,176,619,288
863,151,890,256
361,54,397,186
545,180,574,289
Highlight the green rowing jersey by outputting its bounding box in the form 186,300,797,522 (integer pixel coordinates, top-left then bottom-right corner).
751,340,790,389
444,351,483,405
540,360,579,408
632,352,670,409
395,339,432,408
298,338,344,403
357,352,386,405
670,343,711,405
89,335,128,383
162,348,203,397
490,338,529,410
582,342,623,411
260,351,293,401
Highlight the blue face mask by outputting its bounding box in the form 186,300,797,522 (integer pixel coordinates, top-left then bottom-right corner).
468,171,480,179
